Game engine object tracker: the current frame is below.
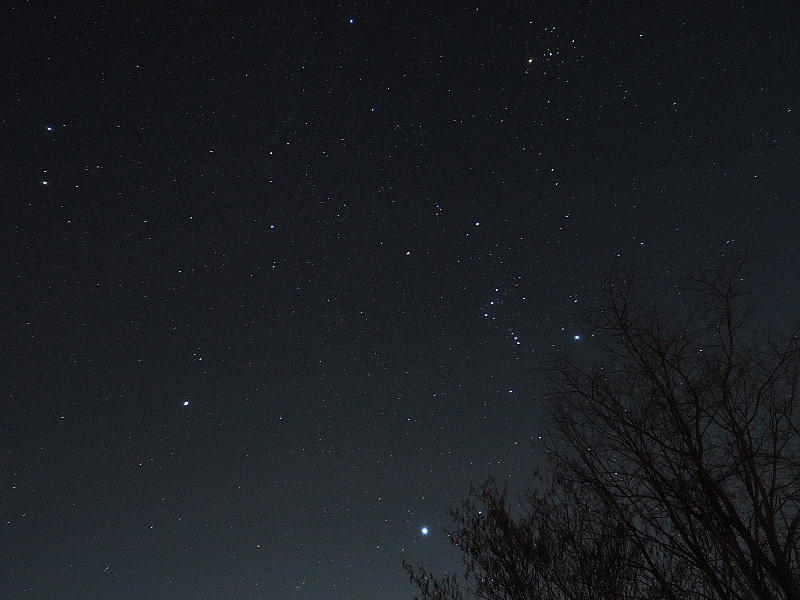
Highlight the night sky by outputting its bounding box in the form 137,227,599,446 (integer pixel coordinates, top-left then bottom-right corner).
4,3,800,599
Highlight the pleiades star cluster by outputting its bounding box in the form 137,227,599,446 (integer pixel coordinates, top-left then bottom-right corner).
3,3,799,599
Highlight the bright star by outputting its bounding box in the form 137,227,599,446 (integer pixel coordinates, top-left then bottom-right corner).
421,526,429,535
183,401,190,406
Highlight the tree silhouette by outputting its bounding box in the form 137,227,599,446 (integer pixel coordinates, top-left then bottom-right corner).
406,258,800,600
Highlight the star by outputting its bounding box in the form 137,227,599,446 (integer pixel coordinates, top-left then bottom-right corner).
183,401,190,406
420,526,429,535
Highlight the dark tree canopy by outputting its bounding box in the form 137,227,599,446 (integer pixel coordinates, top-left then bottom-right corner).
406,259,800,600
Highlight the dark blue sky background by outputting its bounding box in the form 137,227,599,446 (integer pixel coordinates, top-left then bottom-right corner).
3,2,800,599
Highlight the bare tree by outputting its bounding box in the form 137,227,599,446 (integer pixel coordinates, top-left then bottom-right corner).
405,473,674,600
549,259,800,600
406,258,800,600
